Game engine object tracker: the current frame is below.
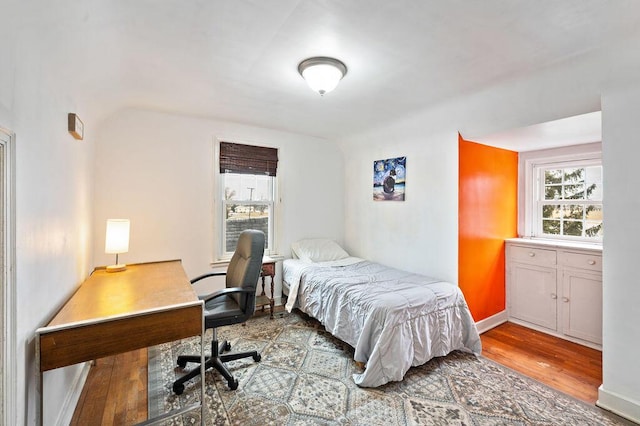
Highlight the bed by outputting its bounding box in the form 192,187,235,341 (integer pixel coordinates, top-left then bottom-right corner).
283,239,482,388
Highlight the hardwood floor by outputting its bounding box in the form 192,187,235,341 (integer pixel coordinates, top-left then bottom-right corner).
70,349,148,425
480,322,602,404
71,320,602,424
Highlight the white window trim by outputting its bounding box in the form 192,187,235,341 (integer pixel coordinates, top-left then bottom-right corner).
532,158,602,241
520,143,602,243
212,138,280,263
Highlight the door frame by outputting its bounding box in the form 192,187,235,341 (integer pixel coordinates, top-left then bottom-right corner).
0,126,16,426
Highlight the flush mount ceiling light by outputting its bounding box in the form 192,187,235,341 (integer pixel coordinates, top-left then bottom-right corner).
298,57,347,96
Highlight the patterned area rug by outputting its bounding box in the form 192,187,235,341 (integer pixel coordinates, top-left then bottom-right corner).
149,310,624,425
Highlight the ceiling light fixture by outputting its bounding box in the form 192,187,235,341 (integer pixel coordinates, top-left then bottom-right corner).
298,57,347,96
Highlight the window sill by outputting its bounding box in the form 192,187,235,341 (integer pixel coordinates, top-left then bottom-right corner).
210,254,284,268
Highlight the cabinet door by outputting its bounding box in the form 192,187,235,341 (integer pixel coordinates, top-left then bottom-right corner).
562,269,602,345
509,262,557,330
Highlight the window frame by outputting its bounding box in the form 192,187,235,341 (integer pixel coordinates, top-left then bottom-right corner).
521,146,602,244
213,139,279,262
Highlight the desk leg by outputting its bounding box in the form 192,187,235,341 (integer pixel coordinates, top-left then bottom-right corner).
200,312,205,424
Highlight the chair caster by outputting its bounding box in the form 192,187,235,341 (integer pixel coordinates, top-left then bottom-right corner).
173,382,185,395
253,354,261,362
223,341,231,351
228,378,239,390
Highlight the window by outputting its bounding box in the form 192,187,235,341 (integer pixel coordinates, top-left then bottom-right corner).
532,160,603,241
217,141,278,257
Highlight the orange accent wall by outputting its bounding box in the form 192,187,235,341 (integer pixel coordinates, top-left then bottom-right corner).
458,135,518,322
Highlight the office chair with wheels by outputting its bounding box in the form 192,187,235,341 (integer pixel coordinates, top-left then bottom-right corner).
172,229,265,394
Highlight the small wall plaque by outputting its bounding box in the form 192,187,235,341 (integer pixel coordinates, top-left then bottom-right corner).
68,113,84,140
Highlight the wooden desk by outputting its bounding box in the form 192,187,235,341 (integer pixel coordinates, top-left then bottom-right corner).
256,257,276,319
35,260,205,425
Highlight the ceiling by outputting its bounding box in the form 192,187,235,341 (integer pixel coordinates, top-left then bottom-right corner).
7,1,640,142
466,111,602,152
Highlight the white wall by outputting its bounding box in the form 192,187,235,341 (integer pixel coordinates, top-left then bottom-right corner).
0,44,95,426
341,41,640,422
598,85,640,422
93,108,344,298
342,129,459,283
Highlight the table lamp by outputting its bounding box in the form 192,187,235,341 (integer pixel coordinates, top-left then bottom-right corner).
105,219,130,272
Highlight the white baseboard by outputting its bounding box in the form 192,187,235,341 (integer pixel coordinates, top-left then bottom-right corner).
475,310,508,334
55,362,91,426
597,385,640,424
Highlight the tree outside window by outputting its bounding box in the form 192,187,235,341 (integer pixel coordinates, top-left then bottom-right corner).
538,165,603,240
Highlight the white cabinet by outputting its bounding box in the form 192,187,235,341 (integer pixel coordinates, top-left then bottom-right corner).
506,240,602,349
510,261,557,330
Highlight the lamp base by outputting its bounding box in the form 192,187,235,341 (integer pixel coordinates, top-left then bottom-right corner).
106,264,127,273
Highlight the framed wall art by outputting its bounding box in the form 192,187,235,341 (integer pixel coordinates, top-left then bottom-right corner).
373,156,406,201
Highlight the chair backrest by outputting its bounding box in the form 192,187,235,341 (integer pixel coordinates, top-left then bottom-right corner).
225,230,265,315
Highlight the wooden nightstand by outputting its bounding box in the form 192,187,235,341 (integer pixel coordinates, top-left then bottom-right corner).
256,257,276,319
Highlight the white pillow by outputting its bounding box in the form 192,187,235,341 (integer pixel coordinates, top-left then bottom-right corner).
291,239,349,263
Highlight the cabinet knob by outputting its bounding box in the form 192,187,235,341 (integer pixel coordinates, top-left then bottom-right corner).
562,297,570,303
551,293,557,299
528,252,535,257
588,260,596,265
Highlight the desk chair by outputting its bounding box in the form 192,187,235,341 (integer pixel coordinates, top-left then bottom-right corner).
172,229,265,394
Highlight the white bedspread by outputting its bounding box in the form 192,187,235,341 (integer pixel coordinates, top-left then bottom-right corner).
283,258,482,387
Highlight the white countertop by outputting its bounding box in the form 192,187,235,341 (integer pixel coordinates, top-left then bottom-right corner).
506,237,603,253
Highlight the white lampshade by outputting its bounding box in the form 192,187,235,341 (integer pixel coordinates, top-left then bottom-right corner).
105,219,130,254
105,219,130,272
298,57,347,96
